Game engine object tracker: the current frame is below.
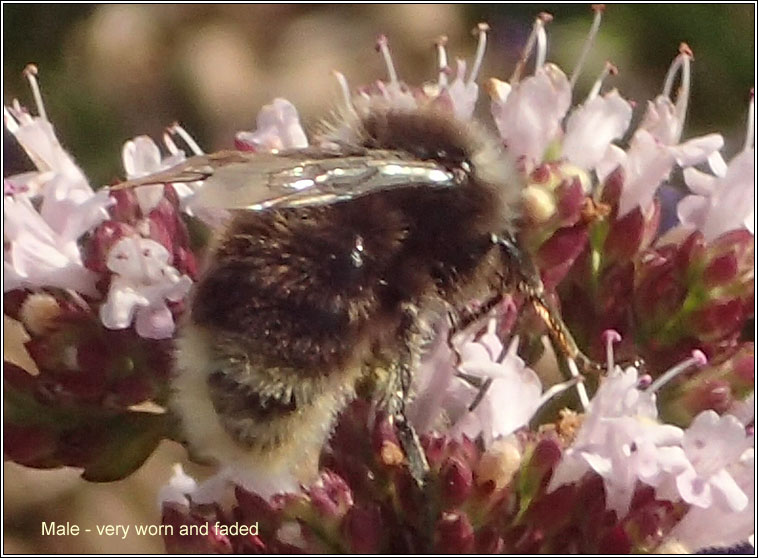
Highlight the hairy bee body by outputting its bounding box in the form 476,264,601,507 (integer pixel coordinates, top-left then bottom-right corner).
171,108,521,494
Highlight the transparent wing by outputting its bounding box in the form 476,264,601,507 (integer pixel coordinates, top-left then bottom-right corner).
109,149,458,210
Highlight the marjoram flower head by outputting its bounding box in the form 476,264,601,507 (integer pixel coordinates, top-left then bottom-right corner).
3,6,753,555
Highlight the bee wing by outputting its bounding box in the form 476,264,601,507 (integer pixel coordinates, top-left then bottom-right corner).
190,150,458,211
108,149,458,210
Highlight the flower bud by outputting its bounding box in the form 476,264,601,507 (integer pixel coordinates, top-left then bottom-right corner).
440,456,474,505
435,511,475,553
342,503,383,553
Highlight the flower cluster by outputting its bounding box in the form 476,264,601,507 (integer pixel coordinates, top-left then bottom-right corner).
3,7,754,554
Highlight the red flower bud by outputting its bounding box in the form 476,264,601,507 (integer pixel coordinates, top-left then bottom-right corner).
435,511,475,553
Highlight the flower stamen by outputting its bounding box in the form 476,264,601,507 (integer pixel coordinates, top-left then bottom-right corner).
662,43,693,141
586,61,618,100
566,357,590,411
570,4,605,89
23,64,48,121
375,35,399,86
537,376,581,409
744,88,754,152
511,12,552,83
468,22,490,86
436,35,449,88
331,70,357,116
601,329,622,374
168,122,204,156
163,131,180,156
646,349,707,393
3,106,20,134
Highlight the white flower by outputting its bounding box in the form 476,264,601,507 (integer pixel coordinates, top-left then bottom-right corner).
561,88,633,171
157,463,198,507
234,98,308,152
4,101,90,199
490,64,572,171
122,135,186,214
596,50,724,218
449,329,543,446
678,147,755,241
658,410,752,511
4,195,104,295
3,70,111,295
410,317,547,447
548,365,689,517
99,236,192,339
664,448,754,551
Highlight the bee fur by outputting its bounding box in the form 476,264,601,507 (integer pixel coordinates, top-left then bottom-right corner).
171,105,522,495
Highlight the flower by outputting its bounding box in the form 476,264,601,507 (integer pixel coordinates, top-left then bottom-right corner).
596,47,724,219
656,410,751,511
547,335,712,517
548,365,688,517
490,63,571,172
678,129,755,241
448,324,544,446
3,8,755,555
235,98,309,152
409,314,553,446
4,194,106,295
99,236,192,339
3,68,112,294
561,85,633,172
3,66,91,199
663,448,754,551
158,463,198,507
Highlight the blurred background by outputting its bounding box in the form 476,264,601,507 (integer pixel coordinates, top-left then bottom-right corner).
3,4,755,554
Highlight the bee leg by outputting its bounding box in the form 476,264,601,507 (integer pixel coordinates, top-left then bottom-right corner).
491,232,606,376
391,305,430,488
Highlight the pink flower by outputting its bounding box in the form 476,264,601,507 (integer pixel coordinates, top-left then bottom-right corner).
434,24,489,119
99,236,192,339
